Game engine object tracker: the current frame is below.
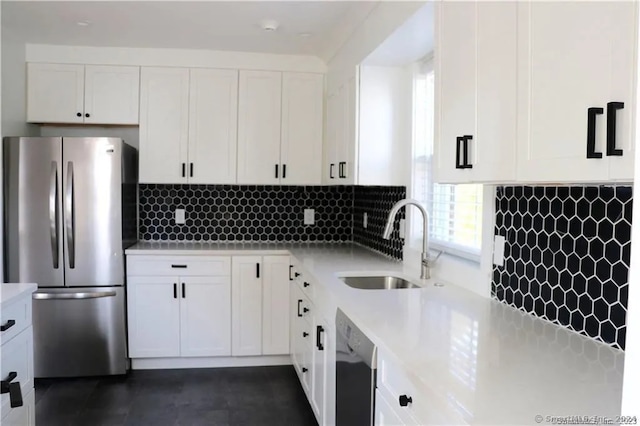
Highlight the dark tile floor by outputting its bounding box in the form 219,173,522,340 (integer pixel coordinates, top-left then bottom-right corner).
35,366,318,426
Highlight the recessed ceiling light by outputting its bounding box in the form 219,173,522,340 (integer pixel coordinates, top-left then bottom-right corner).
298,33,312,38
260,19,279,32
77,21,91,27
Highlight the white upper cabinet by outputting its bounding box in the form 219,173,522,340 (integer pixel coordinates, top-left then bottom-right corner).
281,73,324,185
435,1,517,183
27,63,140,125
237,71,283,184
27,63,85,124
83,65,140,125
139,67,190,184
517,1,637,182
188,69,239,184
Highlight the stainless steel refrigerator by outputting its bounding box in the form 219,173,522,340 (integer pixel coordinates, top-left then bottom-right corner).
3,137,137,378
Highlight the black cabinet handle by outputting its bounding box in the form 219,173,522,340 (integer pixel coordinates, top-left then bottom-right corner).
1,319,16,332
303,282,310,288
256,263,260,278
462,135,473,168
181,283,185,298
339,162,346,178
173,283,177,299
181,163,186,177
297,300,303,317
302,367,308,373
316,325,324,351
85,113,90,118
303,332,309,337
399,395,413,407
606,101,624,156
1,372,22,408
330,163,335,179
171,264,187,269
295,272,301,278
76,112,82,117
289,265,293,281
587,107,604,159
455,136,463,168
282,164,286,179
275,164,279,179
190,163,194,177
303,307,309,314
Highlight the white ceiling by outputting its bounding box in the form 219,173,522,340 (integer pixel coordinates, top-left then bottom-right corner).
1,1,376,61
363,2,433,66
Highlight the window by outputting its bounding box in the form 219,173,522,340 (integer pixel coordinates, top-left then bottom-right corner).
410,57,483,260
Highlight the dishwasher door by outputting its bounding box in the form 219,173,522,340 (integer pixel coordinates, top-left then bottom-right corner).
335,309,377,426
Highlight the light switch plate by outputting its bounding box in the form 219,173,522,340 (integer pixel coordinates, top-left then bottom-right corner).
363,212,368,229
175,208,186,225
304,209,315,225
493,235,506,266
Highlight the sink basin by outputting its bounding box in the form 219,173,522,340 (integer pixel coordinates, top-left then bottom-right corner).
340,275,420,290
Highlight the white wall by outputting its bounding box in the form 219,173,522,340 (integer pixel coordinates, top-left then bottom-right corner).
26,44,326,74
2,34,36,137
358,65,412,187
326,1,426,92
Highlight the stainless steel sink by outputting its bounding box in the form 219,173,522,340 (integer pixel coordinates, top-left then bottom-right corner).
340,275,421,290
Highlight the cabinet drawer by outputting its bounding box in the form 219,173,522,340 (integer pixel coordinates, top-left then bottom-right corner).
1,327,34,420
127,256,231,276
377,351,429,425
1,389,34,425
1,295,32,346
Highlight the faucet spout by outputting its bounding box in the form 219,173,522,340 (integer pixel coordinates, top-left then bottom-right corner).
382,199,431,279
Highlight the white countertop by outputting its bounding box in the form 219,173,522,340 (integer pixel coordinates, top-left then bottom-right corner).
1,283,37,308
126,242,625,424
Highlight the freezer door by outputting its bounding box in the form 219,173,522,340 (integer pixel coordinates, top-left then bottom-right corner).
3,137,64,287
32,286,127,377
62,138,124,286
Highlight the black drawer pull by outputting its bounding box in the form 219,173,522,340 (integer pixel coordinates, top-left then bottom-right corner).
189,163,194,177
282,164,287,179
256,263,260,278
606,101,624,156
1,319,16,332
181,283,185,298
297,300,303,317
171,264,187,269
316,325,324,351
173,283,177,299
181,163,186,178
302,367,308,373
295,272,301,278
303,282,310,288
303,332,309,337
587,107,604,159
1,372,23,408
289,265,294,281
399,395,413,407
275,164,279,179
330,163,335,179
303,307,309,314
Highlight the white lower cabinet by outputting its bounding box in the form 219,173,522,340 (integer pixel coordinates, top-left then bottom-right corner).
375,389,405,426
289,262,335,426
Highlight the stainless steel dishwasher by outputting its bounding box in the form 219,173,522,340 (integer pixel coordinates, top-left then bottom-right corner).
335,308,378,426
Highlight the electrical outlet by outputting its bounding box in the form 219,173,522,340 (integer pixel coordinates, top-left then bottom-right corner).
175,208,186,225
363,212,368,229
493,235,506,266
399,219,406,239
304,209,315,225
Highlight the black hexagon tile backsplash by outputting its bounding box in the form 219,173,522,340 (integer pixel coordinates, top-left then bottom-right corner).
492,186,632,350
138,184,406,260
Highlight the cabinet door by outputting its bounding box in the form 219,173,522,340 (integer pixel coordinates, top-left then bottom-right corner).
321,320,336,426
27,63,84,124
374,390,405,426
84,65,140,125
237,71,282,184
127,276,180,358
280,73,323,184
188,69,238,184
231,256,263,356
139,67,190,183
517,2,636,182
340,74,359,184
323,89,340,185
290,283,305,372
435,2,517,183
312,318,333,426
262,255,290,355
180,276,232,357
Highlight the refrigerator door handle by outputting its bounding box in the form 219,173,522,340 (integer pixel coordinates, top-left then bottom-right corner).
65,162,75,269
33,290,117,300
49,161,59,269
